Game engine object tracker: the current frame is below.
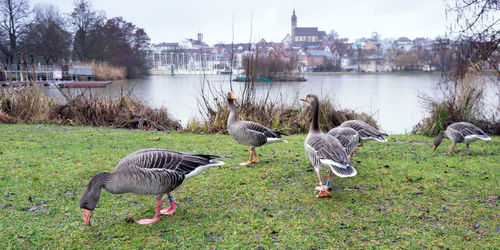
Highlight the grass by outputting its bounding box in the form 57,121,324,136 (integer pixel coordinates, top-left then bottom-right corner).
0,124,498,248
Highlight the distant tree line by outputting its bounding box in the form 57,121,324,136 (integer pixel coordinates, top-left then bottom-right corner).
0,0,150,78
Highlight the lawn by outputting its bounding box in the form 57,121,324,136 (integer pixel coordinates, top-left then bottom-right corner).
0,124,498,248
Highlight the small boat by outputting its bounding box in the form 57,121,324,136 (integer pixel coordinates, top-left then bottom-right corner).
218,70,232,75
57,81,112,88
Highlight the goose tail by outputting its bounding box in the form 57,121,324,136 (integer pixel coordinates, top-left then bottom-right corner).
185,160,225,179
478,135,491,141
266,137,288,144
375,136,388,142
320,159,357,178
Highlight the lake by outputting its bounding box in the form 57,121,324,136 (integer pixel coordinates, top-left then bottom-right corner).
37,73,498,134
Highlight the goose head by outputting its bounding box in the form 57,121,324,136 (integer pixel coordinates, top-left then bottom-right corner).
433,131,445,151
227,92,236,103
79,188,100,226
299,94,319,106
79,172,109,225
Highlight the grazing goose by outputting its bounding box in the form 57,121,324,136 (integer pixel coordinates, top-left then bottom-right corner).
339,120,388,144
433,122,491,154
226,92,287,166
300,94,356,198
79,148,224,225
327,127,360,159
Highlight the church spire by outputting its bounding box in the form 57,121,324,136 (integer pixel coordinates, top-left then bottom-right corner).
291,9,297,43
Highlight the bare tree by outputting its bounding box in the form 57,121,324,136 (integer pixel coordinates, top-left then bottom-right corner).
445,0,499,78
327,30,339,40
23,4,71,64
0,0,31,64
70,0,104,62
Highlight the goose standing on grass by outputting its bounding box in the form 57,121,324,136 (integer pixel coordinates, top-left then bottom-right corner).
226,92,287,166
300,94,356,198
327,127,360,160
433,122,491,154
339,120,388,145
79,148,224,225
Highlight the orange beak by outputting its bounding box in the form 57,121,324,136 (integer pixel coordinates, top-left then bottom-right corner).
299,97,307,101
82,208,93,226
432,145,436,151
230,93,236,100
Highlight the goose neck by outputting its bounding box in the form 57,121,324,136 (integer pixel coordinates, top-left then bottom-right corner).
228,101,237,122
310,101,321,133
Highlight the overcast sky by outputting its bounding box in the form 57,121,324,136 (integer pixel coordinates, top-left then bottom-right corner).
30,0,451,45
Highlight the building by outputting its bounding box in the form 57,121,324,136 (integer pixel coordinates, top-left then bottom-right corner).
180,33,209,49
290,9,327,46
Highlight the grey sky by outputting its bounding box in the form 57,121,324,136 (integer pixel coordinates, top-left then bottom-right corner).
30,0,450,45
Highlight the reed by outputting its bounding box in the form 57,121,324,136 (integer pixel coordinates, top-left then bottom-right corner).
0,86,180,131
76,62,127,80
185,77,378,134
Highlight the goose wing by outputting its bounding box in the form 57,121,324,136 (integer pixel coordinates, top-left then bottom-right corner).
327,127,358,148
340,120,387,141
305,134,356,177
240,121,283,139
449,122,487,137
115,148,222,175
327,127,359,156
306,134,348,165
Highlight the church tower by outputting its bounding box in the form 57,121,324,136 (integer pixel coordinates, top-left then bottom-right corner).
291,9,297,43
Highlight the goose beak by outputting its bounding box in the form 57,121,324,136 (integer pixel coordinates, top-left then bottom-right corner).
432,145,436,151
299,97,307,102
230,93,236,100
82,208,93,226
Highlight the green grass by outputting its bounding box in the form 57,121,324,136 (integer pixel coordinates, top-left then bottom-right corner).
0,124,498,248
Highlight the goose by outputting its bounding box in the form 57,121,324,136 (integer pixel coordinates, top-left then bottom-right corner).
226,92,287,166
339,120,388,144
79,148,224,225
300,94,356,198
327,127,360,159
433,122,491,153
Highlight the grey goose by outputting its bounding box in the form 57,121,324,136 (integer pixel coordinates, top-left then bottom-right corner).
300,94,356,198
433,122,491,153
79,148,224,225
226,92,287,166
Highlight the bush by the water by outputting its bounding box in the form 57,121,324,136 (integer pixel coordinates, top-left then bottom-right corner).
185,79,379,134
0,86,180,131
413,63,499,136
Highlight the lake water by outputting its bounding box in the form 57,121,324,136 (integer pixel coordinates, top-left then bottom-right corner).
37,73,498,134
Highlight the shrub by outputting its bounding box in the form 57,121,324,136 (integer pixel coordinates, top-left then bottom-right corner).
413,63,499,135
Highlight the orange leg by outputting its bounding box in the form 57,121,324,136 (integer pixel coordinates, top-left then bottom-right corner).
137,199,162,224
239,148,255,166
252,150,259,163
315,170,332,198
448,144,456,154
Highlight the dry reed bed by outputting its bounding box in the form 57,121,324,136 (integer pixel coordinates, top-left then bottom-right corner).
185,95,378,134
75,62,127,80
0,86,180,131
